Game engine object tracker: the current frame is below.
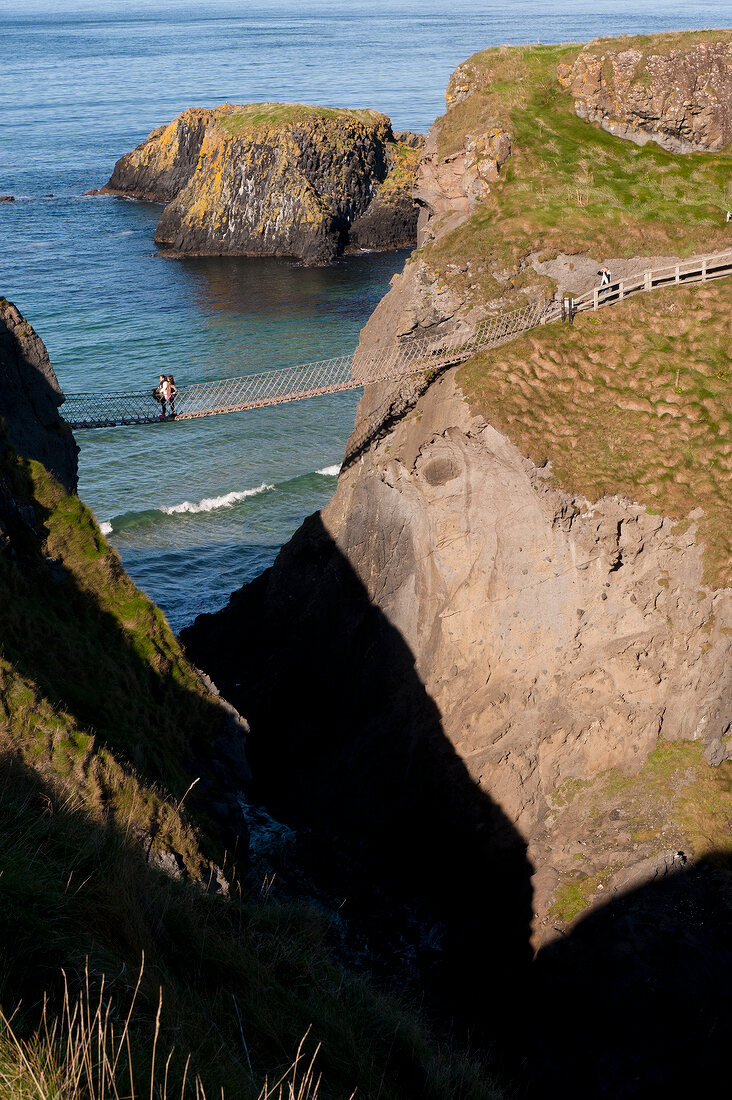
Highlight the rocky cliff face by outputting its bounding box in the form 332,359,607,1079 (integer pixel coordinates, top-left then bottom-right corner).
0,298,78,495
105,105,422,263
185,359,731,913
182,33,732,1094
183,30,732,937
558,34,732,153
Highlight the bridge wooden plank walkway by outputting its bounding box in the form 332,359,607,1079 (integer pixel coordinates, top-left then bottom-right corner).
63,249,732,431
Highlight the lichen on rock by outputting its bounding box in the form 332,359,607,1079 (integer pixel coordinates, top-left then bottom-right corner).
557,32,732,152
104,103,424,263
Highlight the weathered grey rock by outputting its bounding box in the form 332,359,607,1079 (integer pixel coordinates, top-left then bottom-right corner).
0,298,78,494
558,36,732,152
704,736,731,766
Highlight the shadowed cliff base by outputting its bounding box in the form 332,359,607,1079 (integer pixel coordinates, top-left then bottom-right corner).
0,455,502,1099
182,513,732,1095
527,853,732,1097
182,513,535,1032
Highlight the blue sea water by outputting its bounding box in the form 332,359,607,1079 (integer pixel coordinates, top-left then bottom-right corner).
1,0,728,631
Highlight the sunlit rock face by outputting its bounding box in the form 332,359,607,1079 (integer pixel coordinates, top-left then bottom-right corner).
558,37,732,153
104,104,422,263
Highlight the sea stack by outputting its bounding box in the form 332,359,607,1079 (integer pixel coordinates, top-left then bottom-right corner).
104,104,423,263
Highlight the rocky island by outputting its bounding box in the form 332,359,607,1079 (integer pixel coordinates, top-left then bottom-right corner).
103,104,422,262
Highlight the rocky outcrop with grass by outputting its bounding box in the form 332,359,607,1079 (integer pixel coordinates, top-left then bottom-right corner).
183,34,732,1092
104,104,422,262
558,33,732,153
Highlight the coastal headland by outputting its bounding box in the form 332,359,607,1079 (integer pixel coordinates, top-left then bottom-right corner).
183,28,732,1095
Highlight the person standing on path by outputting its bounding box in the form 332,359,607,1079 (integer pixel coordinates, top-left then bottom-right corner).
599,266,611,287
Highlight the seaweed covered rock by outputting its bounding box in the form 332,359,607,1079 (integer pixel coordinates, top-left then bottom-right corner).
105,104,422,263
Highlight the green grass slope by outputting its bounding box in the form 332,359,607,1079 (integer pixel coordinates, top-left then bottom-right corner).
0,441,500,1099
459,279,731,587
422,34,732,304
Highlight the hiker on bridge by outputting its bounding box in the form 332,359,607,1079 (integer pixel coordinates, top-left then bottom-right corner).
166,375,177,419
154,374,167,418
599,266,612,287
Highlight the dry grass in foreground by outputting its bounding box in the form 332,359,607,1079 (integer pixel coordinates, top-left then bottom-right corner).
0,963,335,1100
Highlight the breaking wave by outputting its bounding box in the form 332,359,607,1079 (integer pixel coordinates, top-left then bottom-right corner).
160,483,274,515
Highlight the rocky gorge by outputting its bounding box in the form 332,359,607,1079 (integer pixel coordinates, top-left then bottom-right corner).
182,29,732,1095
103,104,423,262
1,300,503,1099
2,25,731,1100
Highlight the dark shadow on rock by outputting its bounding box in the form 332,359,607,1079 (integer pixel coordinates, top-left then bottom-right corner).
183,511,732,1093
525,854,732,1098
0,299,79,494
181,512,535,1037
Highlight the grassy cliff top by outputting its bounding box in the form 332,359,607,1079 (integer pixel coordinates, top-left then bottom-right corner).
217,102,389,136
423,35,732,300
458,278,731,587
567,27,732,57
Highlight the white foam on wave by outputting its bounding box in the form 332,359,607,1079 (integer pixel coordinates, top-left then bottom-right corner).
99,521,113,535
316,465,341,477
161,483,274,515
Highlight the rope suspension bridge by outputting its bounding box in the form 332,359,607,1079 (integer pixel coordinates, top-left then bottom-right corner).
63,249,732,431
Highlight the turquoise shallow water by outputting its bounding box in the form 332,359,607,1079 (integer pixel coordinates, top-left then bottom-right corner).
2,0,727,631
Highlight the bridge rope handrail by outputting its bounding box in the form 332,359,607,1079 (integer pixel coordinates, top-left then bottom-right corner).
63,248,732,430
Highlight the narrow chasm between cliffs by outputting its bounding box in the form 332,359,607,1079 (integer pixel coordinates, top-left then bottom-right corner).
182,509,732,1097
183,512,535,1029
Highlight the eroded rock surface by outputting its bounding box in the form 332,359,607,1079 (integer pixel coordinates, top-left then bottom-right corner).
0,298,78,494
415,126,511,246
105,105,422,263
184,365,731,939
558,36,732,152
